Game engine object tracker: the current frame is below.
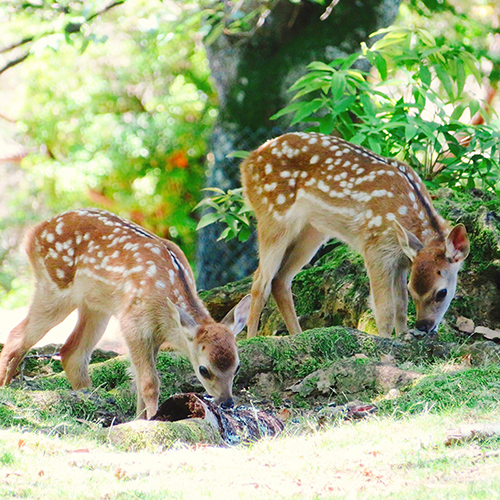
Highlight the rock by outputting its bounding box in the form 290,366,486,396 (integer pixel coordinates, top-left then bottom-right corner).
456,316,475,334
288,357,421,402
474,326,500,340
105,418,223,451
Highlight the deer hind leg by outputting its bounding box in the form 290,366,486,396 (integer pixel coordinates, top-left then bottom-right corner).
119,314,161,419
246,221,302,338
0,288,74,385
271,224,327,335
60,305,111,390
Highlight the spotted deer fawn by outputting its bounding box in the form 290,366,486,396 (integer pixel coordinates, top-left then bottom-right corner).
241,132,469,338
0,209,251,419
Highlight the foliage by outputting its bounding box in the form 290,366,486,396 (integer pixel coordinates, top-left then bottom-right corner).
274,25,500,190
0,1,221,306
195,187,254,242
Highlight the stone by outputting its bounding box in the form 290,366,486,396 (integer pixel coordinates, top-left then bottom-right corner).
456,316,474,334
474,326,500,340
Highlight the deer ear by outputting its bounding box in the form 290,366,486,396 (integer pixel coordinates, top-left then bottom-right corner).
221,294,252,336
394,220,424,262
165,298,198,341
446,224,470,263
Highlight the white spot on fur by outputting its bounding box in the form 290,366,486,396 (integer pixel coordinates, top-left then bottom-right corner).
56,269,65,279
265,163,273,175
368,215,382,228
398,206,408,215
317,180,330,193
386,213,396,221
277,194,286,205
310,155,319,164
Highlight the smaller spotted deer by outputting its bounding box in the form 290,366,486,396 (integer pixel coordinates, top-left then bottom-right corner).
241,132,470,338
0,209,251,418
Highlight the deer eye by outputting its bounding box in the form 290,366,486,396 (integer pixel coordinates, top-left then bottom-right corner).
435,289,447,302
199,366,211,379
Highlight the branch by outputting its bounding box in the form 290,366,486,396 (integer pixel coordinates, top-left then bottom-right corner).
0,0,126,77
0,36,34,55
87,0,126,22
0,52,30,77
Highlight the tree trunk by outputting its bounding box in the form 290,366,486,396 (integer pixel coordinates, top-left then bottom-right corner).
197,0,402,289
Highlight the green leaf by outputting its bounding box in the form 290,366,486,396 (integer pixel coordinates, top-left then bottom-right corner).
227,150,250,159
416,28,436,47
433,63,454,101
419,64,432,87
330,72,346,101
456,59,466,98
271,101,304,120
196,212,221,230
450,103,466,122
469,99,480,119
307,61,336,73
290,99,325,126
373,52,387,80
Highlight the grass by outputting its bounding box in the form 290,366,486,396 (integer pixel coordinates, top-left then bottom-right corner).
0,362,500,498
0,407,499,499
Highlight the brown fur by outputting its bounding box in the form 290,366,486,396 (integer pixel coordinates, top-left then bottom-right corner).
241,132,469,337
0,209,251,418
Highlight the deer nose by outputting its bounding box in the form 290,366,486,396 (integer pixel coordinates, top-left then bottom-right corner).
415,319,435,333
220,397,234,409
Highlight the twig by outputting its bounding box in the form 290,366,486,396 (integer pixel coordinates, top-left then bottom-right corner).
320,0,340,21
0,36,34,55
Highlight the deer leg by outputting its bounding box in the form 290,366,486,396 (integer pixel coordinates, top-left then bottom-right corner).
119,315,161,419
271,224,326,335
60,305,111,390
0,288,74,385
393,263,409,334
246,222,297,338
364,253,397,338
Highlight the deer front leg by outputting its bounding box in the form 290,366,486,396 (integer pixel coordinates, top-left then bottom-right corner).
364,253,397,338
120,317,161,419
393,262,409,335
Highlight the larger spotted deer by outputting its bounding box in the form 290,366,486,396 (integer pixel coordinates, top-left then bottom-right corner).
0,209,251,419
241,132,469,338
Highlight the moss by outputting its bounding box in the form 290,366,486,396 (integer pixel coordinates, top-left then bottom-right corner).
238,327,363,384
90,356,131,391
379,364,500,415
156,352,195,399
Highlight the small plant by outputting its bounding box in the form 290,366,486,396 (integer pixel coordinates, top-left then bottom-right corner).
273,26,500,191
195,187,254,242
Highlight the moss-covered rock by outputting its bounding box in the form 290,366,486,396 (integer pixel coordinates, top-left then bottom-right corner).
288,358,421,403
104,418,223,452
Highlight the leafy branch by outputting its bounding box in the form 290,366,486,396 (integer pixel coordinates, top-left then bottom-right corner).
0,0,126,77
